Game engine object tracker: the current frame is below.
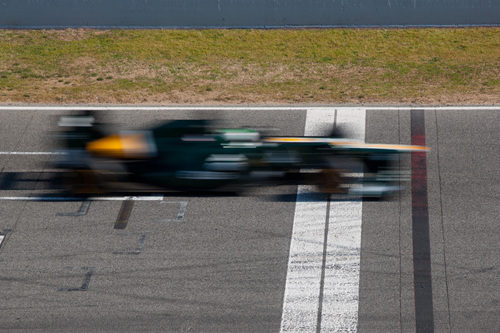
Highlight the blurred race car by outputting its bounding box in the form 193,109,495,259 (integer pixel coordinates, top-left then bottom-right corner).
54,111,428,198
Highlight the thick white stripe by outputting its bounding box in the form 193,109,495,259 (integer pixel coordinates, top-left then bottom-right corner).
280,108,336,332
0,234,5,247
320,109,365,332
321,200,362,332
281,108,365,332
280,186,328,332
334,108,366,142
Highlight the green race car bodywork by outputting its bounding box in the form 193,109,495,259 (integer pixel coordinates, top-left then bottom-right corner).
56,112,427,197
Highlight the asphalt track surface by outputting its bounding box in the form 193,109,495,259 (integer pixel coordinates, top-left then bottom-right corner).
0,106,498,332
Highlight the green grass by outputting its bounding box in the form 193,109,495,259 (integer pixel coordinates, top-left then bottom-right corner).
0,28,498,104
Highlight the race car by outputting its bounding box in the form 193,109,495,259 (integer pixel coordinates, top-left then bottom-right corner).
54,111,428,198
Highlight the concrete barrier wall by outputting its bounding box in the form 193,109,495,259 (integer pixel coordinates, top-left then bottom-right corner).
0,0,499,28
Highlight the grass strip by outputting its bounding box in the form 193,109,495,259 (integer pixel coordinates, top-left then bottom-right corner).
0,28,498,104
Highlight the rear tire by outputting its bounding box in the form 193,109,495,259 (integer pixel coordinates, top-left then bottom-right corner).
317,169,344,194
64,169,106,195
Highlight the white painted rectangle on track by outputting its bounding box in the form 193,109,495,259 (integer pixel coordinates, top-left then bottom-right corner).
281,108,364,333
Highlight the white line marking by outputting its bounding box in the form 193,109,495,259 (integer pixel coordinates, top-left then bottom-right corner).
280,108,336,332
0,106,305,111
320,108,365,332
0,196,164,201
0,152,65,155
0,234,5,247
0,106,499,112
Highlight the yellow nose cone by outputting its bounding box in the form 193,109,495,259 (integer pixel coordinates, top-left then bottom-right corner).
86,133,149,158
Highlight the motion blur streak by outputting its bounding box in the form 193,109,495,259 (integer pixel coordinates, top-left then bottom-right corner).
53,110,423,198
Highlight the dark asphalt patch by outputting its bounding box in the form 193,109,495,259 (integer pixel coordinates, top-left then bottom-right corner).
114,199,134,229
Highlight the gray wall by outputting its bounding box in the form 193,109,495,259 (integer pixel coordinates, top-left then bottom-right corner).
0,0,499,28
